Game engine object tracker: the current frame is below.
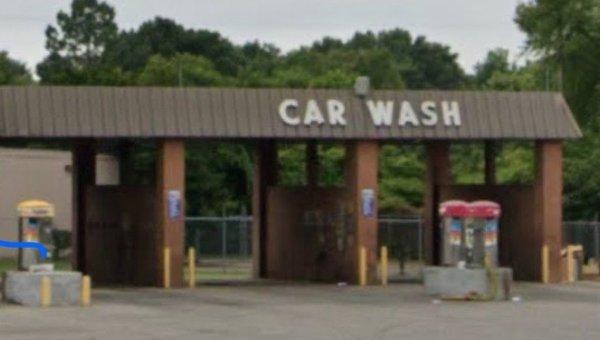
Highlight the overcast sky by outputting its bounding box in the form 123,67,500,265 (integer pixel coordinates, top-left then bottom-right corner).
0,0,527,76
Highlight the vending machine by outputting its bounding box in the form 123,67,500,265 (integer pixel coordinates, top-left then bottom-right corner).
439,200,469,266
439,200,501,268
465,201,501,267
16,200,55,270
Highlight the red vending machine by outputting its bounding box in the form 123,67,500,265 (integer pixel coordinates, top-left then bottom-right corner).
439,200,468,266
439,200,501,268
466,201,501,267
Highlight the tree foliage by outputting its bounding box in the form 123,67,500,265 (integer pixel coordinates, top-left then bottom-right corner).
0,51,32,85
37,0,121,85
379,145,425,214
106,17,242,78
137,54,227,86
515,0,600,218
516,0,600,123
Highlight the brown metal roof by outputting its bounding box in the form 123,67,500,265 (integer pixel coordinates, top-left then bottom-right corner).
0,86,582,140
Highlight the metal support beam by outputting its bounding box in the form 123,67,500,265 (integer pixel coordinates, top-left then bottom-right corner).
424,142,451,265
71,139,96,273
306,141,319,187
252,140,278,278
484,141,497,185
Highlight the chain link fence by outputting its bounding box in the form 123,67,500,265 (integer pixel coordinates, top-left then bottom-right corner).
563,221,600,265
185,216,253,282
185,215,425,281
185,216,600,281
378,215,424,280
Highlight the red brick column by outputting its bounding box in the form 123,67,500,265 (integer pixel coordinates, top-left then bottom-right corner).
71,139,96,273
156,139,185,287
345,141,379,284
252,140,278,278
423,142,451,265
534,140,563,282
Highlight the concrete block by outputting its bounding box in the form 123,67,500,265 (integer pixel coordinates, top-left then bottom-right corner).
423,266,512,301
2,271,82,306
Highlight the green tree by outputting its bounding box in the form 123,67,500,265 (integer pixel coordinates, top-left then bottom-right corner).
186,142,253,215
516,0,600,123
496,143,535,184
310,69,357,89
278,144,307,187
37,0,122,84
405,36,465,89
353,48,405,89
318,145,346,187
271,67,312,88
137,54,226,86
106,17,242,78
515,0,600,218
0,52,32,85
379,145,425,214
485,70,537,91
474,48,511,86
473,49,540,91
281,29,463,90
563,122,600,219
237,42,281,87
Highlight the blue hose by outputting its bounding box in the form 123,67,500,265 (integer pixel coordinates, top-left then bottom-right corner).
0,240,48,260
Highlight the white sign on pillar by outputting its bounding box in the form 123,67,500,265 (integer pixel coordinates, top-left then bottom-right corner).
361,189,376,218
167,190,182,220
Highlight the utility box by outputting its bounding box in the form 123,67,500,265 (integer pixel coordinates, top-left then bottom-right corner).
16,200,55,270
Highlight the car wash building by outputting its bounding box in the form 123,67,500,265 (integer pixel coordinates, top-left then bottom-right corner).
0,86,581,287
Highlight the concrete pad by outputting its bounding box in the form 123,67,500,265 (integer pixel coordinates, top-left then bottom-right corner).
423,266,512,300
2,271,82,306
1,282,600,339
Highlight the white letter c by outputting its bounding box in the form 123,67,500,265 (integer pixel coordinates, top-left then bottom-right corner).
279,99,300,125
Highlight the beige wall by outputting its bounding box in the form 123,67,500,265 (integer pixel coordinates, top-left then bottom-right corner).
0,148,118,257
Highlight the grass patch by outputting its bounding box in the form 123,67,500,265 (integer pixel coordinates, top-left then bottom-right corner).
0,257,72,276
0,258,17,275
194,266,252,282
184,259,253,282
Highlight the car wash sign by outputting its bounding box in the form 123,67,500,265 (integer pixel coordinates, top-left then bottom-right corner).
278,98,462,127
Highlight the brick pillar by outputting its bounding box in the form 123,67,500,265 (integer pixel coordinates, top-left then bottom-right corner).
72,139,96,273
423,142,451,265
156,139,185,287
535,141,563,283
252,140,278,278
484,141,497,185
345,141,379,284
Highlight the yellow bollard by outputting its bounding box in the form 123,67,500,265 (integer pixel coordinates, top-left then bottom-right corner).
81,275,91,307
380,246,388,286
566,245,583,282
188,247,196,288
359,246,367,286
163,247,171,289
541,245,549,284
40,276,51,307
